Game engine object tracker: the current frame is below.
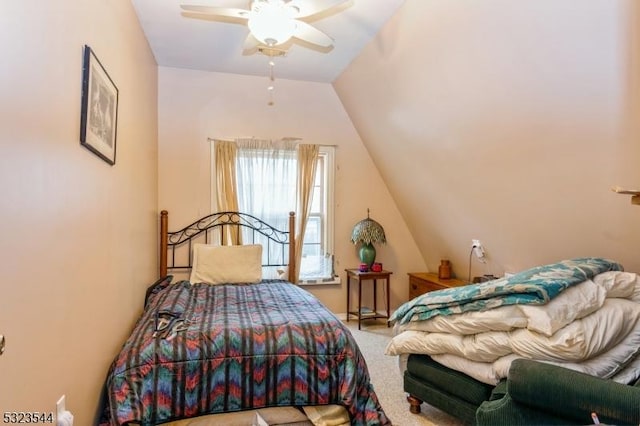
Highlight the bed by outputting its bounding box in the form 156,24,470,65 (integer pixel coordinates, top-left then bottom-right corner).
100,210,390,426
385,257,640,422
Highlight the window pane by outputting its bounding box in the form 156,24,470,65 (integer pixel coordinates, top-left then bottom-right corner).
303,216,321,245
302,243,321,257
310,186,321,212
299,254,333,280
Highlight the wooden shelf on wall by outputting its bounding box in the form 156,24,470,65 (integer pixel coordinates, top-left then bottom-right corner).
612,186,640,205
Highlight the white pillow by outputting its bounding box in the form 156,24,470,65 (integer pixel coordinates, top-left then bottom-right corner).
189,244,263,284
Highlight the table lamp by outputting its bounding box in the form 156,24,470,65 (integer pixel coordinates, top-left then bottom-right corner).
350,209,386,270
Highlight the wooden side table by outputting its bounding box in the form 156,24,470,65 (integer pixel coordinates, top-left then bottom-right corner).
408,272,468,300
345,269,393,330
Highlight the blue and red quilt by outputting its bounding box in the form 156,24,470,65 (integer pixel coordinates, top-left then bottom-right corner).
102,280,390,425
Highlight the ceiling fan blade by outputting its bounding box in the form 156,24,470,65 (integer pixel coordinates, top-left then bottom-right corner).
287,0,349,18
293,21,333,47
180,5,249,19
243,33,260,51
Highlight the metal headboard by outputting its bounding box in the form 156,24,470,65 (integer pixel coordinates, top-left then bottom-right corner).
160,210,296,283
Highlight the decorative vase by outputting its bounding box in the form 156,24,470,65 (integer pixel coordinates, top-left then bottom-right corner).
438,259,451,280
358,243,376,269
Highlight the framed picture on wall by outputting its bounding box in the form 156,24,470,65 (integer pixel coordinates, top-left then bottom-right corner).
80,45,118,165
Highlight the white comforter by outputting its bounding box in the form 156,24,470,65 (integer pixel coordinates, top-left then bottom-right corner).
386,271,640,385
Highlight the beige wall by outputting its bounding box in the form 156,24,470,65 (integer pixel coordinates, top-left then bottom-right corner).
0,1,158,423
158,66,425,313
335,0,640,279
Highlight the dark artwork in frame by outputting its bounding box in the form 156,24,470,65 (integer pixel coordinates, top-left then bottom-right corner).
80,45,118,165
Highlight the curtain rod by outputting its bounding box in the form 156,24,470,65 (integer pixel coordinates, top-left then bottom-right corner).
207,137,337,147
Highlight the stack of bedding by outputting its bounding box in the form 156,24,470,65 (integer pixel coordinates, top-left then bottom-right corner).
386,258,640,385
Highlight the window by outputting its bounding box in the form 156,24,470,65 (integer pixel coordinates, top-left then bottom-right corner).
212,144,336,282
299,147,335,281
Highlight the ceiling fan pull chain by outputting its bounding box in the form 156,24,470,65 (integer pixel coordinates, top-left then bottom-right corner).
267,57,275,106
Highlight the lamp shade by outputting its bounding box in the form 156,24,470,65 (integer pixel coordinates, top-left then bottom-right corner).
350,218,386,245
351,209,386,245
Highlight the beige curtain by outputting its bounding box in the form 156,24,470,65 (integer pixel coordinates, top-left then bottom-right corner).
214,140,241,245
295,144,319,282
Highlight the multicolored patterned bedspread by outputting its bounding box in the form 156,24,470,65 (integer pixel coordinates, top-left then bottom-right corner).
102,280,390,426
390,257,622,325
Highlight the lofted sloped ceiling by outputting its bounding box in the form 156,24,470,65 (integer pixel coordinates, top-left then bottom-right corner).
135,0,640,277
334,0,640,277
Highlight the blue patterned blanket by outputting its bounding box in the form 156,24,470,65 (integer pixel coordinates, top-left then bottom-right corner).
390,258,622,325
101,280,390,425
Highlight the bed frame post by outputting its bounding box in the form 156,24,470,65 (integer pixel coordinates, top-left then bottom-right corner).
289,211,296,283
160,210,168,277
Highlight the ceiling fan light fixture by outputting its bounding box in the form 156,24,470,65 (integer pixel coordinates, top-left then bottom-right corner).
248,0,297,46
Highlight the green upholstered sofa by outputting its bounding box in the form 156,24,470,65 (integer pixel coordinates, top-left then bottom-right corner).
476,358,640,426
404,355,640,425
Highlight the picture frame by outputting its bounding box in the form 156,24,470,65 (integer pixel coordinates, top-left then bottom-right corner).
80,45,118,165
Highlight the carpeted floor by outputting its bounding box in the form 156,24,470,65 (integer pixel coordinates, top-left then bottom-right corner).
344,320,464,426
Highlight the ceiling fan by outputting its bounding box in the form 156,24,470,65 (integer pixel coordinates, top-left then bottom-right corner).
180,0,349,52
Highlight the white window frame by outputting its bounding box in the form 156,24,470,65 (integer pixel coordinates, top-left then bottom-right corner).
298,146,338,284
